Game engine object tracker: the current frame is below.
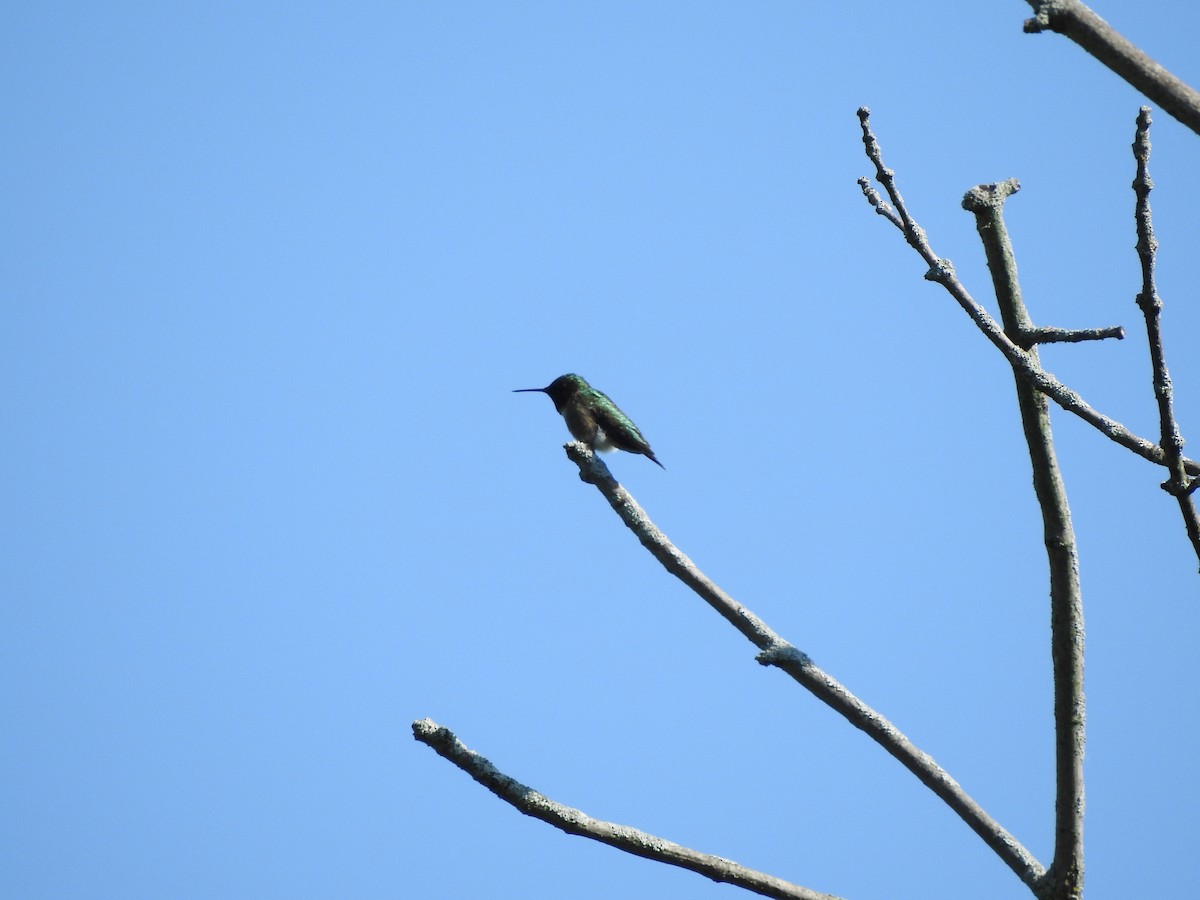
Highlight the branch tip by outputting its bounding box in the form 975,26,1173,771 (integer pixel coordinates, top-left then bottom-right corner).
962,179,1021,212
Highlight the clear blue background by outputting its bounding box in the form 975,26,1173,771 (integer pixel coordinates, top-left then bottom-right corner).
3,2,1198,898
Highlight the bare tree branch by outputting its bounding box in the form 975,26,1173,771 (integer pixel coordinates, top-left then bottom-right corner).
563,442,1047,890
1130,107,1200,568
411,718,841,900
962,186,1086,899
856,107,1200,478
1024,325,1124,345
1023,0,1200,137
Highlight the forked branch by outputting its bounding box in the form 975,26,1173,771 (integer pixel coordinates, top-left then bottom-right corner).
856,107,1199,479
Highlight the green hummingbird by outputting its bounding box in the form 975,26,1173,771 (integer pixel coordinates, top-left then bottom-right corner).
514,373,664,468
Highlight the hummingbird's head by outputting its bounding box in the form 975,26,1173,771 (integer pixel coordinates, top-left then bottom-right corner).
513,373,588,410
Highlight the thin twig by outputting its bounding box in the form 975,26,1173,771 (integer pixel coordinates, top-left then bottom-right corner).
563,442,1047,890
963,188,1086,899
856,107,1199,478
856,177,901,229
1023,0,1200,137
411,718,842,900
1025,325,1124,345
1131,107,1200,568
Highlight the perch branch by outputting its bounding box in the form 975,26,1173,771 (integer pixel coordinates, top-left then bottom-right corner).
564,443,1046,890
411,718,841,900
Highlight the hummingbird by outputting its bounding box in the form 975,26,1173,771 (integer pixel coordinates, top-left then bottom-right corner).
514,373,664,468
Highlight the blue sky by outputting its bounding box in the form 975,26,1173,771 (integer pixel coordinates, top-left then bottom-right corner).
3,2,1198,898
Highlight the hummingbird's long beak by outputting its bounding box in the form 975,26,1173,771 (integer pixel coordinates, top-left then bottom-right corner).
512,387,547,393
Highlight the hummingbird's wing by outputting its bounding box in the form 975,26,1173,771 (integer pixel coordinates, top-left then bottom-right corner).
591,398,665,468
590,401,646,451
